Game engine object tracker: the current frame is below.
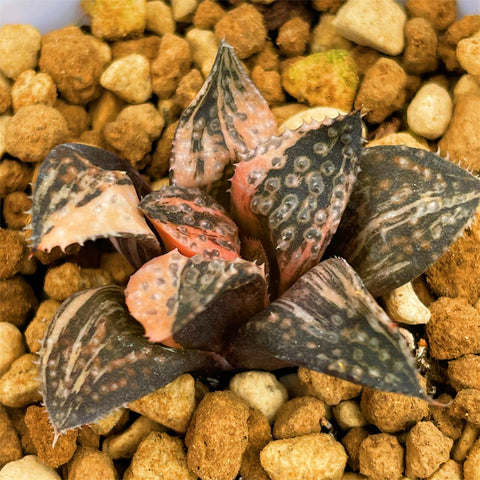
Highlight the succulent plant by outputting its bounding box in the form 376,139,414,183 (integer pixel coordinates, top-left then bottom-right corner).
31,41,480,433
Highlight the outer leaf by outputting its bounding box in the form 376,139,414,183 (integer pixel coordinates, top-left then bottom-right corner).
31,143,162,268
140,185,240,260
227,257,426,398
331,145,480,296
125,250,268,351
231,112,362,294
39,285,223,433
170,40,278,188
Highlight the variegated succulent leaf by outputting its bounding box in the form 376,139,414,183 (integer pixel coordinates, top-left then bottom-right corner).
170,40,278,188
231,112,362,294
125,250,268,351
139,185,241,260
31,143,162,269
330,145,480,296
227,257,426,398
39,285,223,433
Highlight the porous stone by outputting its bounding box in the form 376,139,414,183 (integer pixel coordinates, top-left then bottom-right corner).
298,368,362,406
405,421,453,478
251,66,285,106
0,276,37,327
11,70,57,112
354,57,407,123
407,82,453,139
464,438,480,480
103,102,164,168
67,446,118,480
360,387,429,433
186,391,250,480
214,3,266,59
282,50,358,111
260,433,347,480
429,393,464,440
124,431,194,480
0,323,24,377
427,459,462,480
403,17,438,75
39,26,104,104
151,33,191,99
0,229,27,280
129,374,196,433
449,389,480,425
0,455,62,480
0,25,41,79
54,100,89,138
0,74,11,115
457,34,480,77
358,433,404,480
449,355,480,391
229,371,288,423
90,408,129,437
276,16,310,57
240,408,272,480
438,92,480,171
175,69,204,109
453,422,479,463
332,0,406,56
193,0,226,29
437,15,480,72
0,405,22,468
341,427,369,471
427,297,480,360
453,74,480,101
273,396,326,439
24,406,78,468
81,0,146,40
5,105,69,163
405,0,457,31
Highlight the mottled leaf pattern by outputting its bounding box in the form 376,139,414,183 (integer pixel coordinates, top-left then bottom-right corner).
231,112,362,294
31,143,162,268
227,258,426,398
39,285,222,433
170,40,278,188
331,146,480,296
125,250,267,351
140,185,240,260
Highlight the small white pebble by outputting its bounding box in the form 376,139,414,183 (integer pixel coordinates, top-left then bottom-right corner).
186,28,218,77
333,400,368,430
229,371,288,422
146,1,175,36
100,54,152,104
332,0,406,56
0,322,25,377
0,455,62,480
407,83,453,140
171,0,198,22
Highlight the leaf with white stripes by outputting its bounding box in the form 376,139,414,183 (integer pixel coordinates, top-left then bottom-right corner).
39,285,222,433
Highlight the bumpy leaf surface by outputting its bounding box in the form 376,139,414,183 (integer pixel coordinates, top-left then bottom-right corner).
231,112,362,294
227,257,426,398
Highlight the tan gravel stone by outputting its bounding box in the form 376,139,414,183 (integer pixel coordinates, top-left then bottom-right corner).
260,433,347,480
333,400,368,430
67,447,118,480
332,0,406,56
229,371,288,423
0,354,41,408
0,455,61,480
146,1,175,36
24,299,60,354
0,322,24,377
129,374,196,433
0,405,22,468
11,70,57,112
405,421,453,478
